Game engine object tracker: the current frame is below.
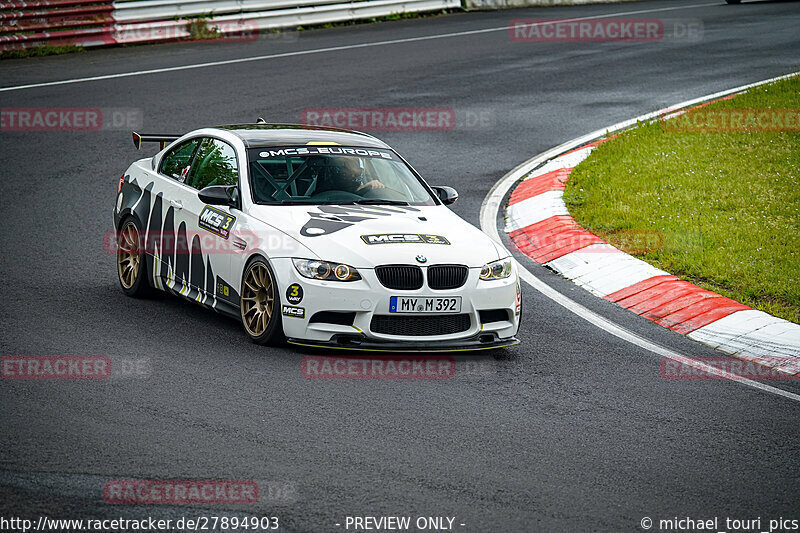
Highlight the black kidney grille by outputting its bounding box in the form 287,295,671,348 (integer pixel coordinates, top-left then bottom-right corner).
375,265,423,290
371,314,471,336
427,264,468,290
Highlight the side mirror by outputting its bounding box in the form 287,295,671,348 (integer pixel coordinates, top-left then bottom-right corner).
432,186,458,205
198,185,238,207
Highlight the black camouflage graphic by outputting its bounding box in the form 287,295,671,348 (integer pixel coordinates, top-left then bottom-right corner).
300,204,420,237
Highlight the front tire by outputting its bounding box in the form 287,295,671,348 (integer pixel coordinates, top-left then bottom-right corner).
117,217,153,297
240,257,284,345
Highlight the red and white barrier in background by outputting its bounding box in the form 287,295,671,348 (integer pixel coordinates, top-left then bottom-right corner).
506,135,800,376
0,0,459,51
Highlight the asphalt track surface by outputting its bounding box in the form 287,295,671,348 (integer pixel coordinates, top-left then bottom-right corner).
1,1,800,531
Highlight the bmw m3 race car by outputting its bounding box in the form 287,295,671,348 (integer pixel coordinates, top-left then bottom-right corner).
114,124,521,351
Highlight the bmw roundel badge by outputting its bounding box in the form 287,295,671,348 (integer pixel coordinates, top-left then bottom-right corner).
416,255,427,264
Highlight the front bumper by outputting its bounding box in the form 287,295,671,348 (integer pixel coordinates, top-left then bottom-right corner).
271,258,521,348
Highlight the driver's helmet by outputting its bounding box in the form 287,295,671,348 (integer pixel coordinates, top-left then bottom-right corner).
318,156,362,192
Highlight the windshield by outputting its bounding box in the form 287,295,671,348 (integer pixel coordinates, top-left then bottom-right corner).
247,146,437,205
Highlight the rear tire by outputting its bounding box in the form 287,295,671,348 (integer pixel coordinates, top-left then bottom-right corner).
117,217,154,298
240,257,285,345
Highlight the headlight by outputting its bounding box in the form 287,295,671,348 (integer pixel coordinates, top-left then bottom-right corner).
292,258,361,282
479,257,512,280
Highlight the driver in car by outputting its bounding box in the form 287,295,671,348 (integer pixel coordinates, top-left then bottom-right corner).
320,157,385,195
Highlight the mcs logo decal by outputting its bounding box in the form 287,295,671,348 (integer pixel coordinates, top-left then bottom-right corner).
282,305,305,319
361,234,450,245
199,206,236,239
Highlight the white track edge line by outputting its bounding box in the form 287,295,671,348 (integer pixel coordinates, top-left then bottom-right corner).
0,2,718,93
480,71,800,404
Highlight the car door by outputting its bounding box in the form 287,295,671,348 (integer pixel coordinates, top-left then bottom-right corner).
181,137,241,311
146,137,202,295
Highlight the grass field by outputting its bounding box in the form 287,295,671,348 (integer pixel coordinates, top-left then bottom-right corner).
564,74,800,323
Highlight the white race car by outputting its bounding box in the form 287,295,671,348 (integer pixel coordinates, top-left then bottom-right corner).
114,124,520,351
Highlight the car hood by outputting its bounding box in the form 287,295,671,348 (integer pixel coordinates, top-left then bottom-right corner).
247,203,505,268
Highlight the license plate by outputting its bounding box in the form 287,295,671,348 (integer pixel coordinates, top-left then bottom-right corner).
389,296,462,314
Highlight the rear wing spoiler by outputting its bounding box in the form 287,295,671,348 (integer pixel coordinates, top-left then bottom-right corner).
132,132,181,151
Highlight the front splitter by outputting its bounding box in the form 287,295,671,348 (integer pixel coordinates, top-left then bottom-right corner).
287,335,520,353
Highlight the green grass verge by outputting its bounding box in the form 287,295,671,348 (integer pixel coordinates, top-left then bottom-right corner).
294,8,457,31
564,74,800,324
1,44,84,60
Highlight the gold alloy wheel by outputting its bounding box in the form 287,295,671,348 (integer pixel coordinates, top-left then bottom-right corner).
241,262,275,337
117,221,141,290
